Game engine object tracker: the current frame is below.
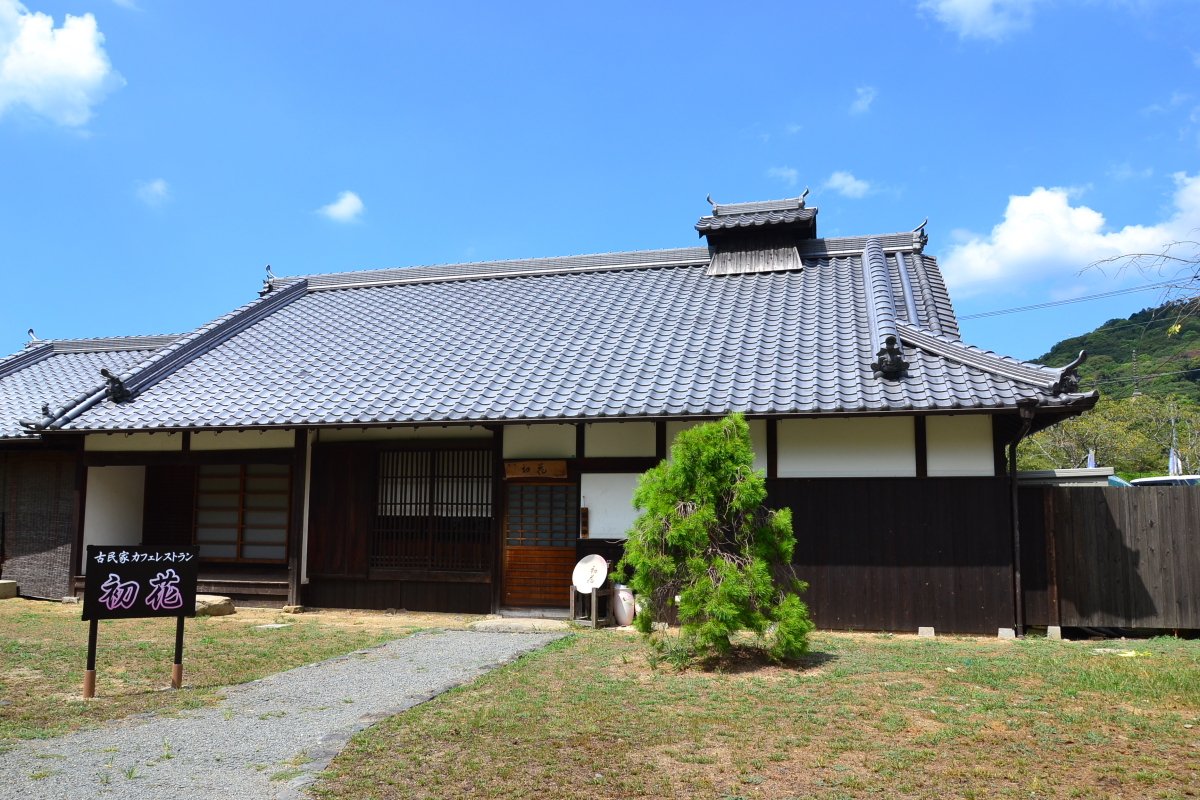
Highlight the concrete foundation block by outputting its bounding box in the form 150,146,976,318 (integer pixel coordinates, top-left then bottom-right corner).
0,580,16,600
1047,626,1062,640
282,605,304,614
61,596,80,604
998,628,1017,639
918,626,935,638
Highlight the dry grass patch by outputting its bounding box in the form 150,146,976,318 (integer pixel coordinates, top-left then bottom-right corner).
315,630,1200,799
0,598,479,740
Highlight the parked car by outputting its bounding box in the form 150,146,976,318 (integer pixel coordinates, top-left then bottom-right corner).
1130,475,1200,486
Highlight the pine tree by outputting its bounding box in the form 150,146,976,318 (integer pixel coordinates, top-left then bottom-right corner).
617,413,813,662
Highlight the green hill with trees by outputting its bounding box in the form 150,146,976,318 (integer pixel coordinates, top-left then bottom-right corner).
1031,302,1200,400
1019,302,1200,477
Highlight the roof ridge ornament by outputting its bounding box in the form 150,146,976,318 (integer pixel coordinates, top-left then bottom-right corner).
100,369,131,403
912,218,929,253
871,335,909,379
27,328,38,342
259,264,277,297
1051,350,1088,394
799,187,809,208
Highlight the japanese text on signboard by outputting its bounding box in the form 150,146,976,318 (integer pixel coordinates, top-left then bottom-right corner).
83,546,200,621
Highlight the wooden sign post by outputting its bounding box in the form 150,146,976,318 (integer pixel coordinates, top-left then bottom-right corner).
81,545,199,699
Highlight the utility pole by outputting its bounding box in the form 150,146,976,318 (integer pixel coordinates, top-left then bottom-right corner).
1132,348,1142,398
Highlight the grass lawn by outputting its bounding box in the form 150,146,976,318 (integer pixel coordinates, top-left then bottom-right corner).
0,597,472,741
316,630,1200,799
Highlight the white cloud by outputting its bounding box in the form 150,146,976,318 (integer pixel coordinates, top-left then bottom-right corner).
919,0,1042,41
1108,163,1153,180
318,190,364,223
766,166,798,187
825,171,872,198
940,172,1200,296
111,0,138,8
0,0,123,126
786,123,802,134
136,178,169,206
849,86,876,115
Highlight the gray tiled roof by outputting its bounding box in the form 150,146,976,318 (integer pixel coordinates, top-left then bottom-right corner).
0,338,176,439
695,206,817,232
53,242,1093,433
300,248,712,292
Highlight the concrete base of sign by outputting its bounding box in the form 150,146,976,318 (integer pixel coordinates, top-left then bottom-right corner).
918,626,935,637
0,580,16,599
195,595,235,616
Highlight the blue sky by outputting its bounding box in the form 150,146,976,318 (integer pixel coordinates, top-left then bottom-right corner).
2,0,1199,360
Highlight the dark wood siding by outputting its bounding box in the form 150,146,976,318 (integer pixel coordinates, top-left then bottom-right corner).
1,451,78,600
303,578,490,613
142,465,196,548
306,444,375,578
767,477,1014,635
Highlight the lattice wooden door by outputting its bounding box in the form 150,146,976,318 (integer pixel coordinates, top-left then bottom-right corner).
503,483,577,607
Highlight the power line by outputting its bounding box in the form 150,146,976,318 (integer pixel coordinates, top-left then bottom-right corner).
959,281,1180,320
1085,368,1200,387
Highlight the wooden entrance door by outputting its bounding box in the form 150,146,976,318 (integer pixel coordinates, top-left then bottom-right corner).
503,483,578,607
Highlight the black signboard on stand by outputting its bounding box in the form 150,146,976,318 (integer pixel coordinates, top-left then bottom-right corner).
81,545,200,698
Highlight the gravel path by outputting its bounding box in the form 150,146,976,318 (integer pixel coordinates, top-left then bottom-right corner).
0,629,566,799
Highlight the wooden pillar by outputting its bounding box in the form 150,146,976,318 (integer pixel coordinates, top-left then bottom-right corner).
914,416,928,478
70,437,88,587
490,425,505,613
655,421,666,461
287,428,310,607
766,418,778,479
575,423,586,459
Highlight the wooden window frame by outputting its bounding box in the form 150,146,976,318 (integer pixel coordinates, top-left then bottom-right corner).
503,480,579,548
193,463,291,564
371,448,494,572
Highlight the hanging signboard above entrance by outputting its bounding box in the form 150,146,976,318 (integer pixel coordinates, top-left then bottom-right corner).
504,460,568,479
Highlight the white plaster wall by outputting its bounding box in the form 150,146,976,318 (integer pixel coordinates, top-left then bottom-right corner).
85,433,183,451
926,415,995,477
319,425,492,443
191,430,296,450
580,473,642,539
82,466,145,573
778,417,915,477
502,424,576,459
666,419,767,472
585,422,656,457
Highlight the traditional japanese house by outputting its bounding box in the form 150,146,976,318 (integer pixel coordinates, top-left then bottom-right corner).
0,196,1098,632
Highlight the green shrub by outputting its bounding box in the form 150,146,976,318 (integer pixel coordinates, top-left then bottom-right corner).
616,413,813,662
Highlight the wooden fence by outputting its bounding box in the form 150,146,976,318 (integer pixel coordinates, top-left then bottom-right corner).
1021,485,1200,630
